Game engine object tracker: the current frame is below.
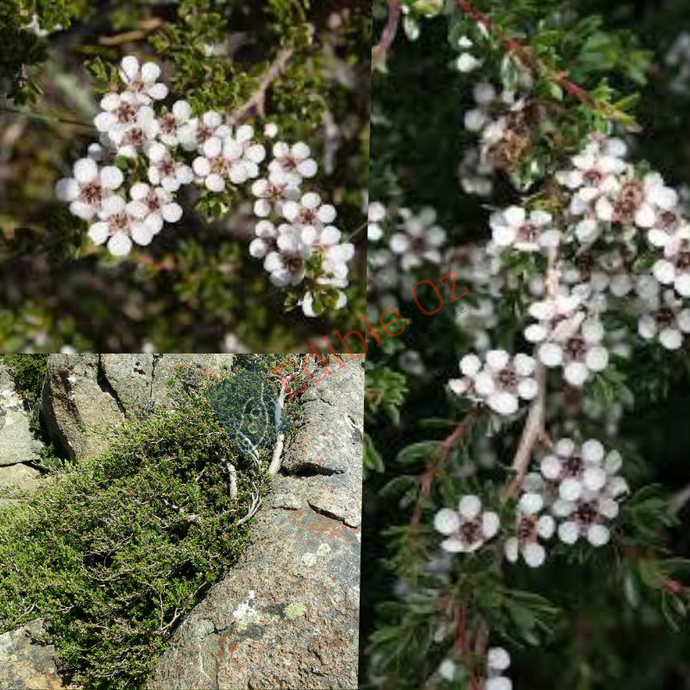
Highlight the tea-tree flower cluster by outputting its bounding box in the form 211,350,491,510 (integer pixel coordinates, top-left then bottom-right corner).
55,54,354,316
534,438,629,547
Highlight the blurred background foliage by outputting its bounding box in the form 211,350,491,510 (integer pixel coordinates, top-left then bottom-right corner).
0,0,370,352
363,0,690,688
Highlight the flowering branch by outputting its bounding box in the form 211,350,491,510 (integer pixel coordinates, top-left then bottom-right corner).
372,0,402,72
410,406,485,528
503,245,559,499
453,0,640,130
227,47,295,125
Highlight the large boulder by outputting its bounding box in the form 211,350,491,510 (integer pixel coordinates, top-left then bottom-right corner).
148,360,363,690
0,389,42,468
0,365,44,509
0,619,73,690
41,354,235,461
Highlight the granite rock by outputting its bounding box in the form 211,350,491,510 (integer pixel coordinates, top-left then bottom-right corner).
0,619,73,690
41,354,235,461
148,361,364,690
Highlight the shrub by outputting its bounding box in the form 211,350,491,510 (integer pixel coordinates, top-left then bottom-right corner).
364,1,690,689
0,385,270,689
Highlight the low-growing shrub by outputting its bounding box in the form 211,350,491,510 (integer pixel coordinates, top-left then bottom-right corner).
0,386,270,689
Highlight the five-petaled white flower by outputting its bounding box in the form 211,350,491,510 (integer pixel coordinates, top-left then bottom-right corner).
490,206,560,253
147,142,194,192
128,183,182,234
449,350,538,416
269,141,318,186
157,100,193,147
433,494,500,553
87,195,150,256
389,207,446,270
55,158,123,220
504,492,555,568
118,55,169,103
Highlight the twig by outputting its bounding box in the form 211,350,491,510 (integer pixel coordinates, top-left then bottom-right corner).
410,407,485,528
99,18,165,46
0,105,95,131
227,47,295,125
453,0,593,105
372,0,402,72
268,384,287,476
236,484,263,526
669,482,690,515
503,362,546,499
226,460,238,500
503,245,559,499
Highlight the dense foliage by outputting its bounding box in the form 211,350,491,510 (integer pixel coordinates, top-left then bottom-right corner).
0,0,370,352
363,1,690,689
0,363,274,689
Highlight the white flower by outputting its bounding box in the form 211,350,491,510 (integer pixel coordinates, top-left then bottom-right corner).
540,438,618,503
55,158,124,220
652,231,690,297
390,207,446,270
194,127,265,191
448,350,538,416
249,220,281,259
118,55,169,103
127,183,182,234
282,192,337,231
536,317,609,387
251,169,300,217
438,659,458,681
222,333,248,353
192,137,245,191
504,492,555,568
268,141,318,186
557,144,624,219
433,494,500,553
486,647,512,690
456,52,482,73
367,201,387,241
646,204,687,248
556,491,623,547
106,108,159,157
263,225,312,286
147,142,194,192
178,111,231,152
629,172,680,229
157,100,193,147
229,124,267,180
638,289,690,350
86,195,152,256
263,122,279,138
490,206,559,252
93,91,152,135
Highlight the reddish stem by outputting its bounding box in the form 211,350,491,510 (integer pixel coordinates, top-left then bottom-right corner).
454,0,594,106
372,0,402,71
409,407,484,528
453,606,468,655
